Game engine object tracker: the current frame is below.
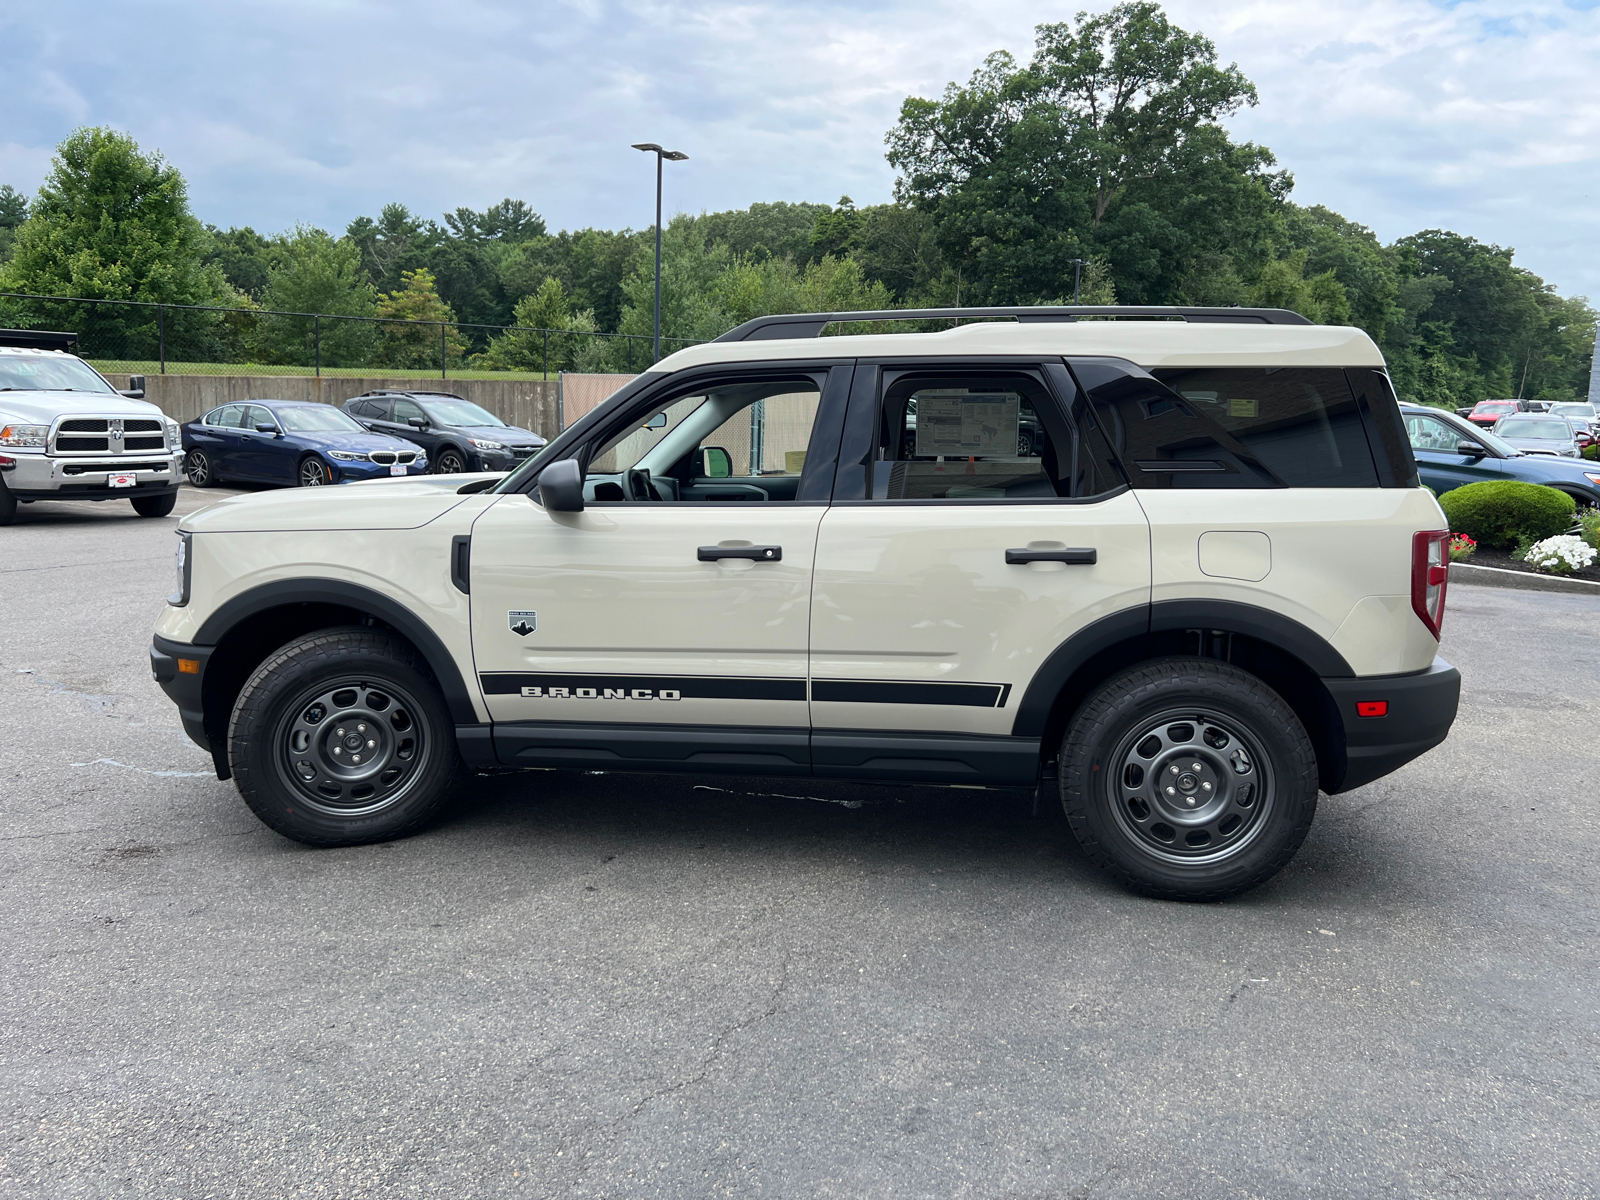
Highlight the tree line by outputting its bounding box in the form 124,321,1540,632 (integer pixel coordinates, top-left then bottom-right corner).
0,1,1592,403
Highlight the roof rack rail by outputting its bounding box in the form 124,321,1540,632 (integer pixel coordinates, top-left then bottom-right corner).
0,328,80,352
714,305,1312,343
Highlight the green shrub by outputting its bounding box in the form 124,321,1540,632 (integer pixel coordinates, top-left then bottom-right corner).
1579,511,1600,552
1438,481,1576,551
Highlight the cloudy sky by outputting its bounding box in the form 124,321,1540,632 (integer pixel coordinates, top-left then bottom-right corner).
3,0,1597,297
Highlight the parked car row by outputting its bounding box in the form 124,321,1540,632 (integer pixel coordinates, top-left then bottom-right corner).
1401,403,1600,510
181,389,546,489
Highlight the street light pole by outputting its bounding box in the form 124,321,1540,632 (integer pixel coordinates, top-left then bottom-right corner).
631,143,689,363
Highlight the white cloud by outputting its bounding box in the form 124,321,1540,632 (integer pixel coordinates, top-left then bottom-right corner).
0,0,1595,297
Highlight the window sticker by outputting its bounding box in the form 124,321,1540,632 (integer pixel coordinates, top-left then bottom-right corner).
913,390,1021,457
1228,397,1259,418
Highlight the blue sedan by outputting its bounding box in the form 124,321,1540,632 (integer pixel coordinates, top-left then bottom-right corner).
181,400,430,488
1401,403,1600,511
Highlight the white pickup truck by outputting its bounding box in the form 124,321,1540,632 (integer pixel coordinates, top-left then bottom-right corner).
0,329,183,524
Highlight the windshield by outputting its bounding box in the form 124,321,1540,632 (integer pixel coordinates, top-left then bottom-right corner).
1498,419,1569,441
1550,404,1596,418
1476,401,1517,413
0,354,117,394
423,399,504,427
276,405,365,433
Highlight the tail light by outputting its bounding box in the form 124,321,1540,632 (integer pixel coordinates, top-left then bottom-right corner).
1412,530,1450,639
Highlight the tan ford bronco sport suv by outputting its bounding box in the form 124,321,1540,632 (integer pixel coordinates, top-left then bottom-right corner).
152,306,1460,900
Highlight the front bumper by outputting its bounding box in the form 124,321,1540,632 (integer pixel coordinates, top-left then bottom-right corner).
332,460,430,483
1323,658,1461,793
2,449,183,496
150,634,225,776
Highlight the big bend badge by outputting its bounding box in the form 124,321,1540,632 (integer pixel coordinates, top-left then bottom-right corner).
508,611,537,636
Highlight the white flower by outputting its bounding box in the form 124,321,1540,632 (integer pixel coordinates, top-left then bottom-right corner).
1523,534,1598,575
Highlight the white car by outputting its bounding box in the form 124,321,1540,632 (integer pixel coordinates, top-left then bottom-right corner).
0,331,183,523
151,305,1460,901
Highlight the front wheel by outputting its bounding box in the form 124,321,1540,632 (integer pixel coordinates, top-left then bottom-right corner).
228,628,459,846
434,448,466,474
298,456,332,486
1060,658,1319,901
131,491,178,518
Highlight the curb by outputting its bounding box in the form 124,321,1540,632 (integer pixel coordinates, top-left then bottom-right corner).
1450,562,1600,595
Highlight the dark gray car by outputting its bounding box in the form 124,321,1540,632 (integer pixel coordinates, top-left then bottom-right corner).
1492,414,1582,458
342,391,545,474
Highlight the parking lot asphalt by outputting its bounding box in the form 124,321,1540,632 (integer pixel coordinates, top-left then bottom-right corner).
2,487,1597,1200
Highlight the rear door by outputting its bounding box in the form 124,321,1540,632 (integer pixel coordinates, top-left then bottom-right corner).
467,363,851,775
236,404,294,483
807,361,1151,785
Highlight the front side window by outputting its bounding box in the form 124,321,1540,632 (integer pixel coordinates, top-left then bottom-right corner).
866,372,1068,501
581,375,826,502
245,405,279,431
1405,413,1465,453
393,399,426,425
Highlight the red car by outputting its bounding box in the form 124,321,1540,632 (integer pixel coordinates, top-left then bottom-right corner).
1468,399,1524,427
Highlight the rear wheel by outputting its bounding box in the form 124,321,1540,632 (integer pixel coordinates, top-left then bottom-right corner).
228,628,459,846
131,491,177,518
298,456,332,486
185,448,216,487
1060,657,1318,901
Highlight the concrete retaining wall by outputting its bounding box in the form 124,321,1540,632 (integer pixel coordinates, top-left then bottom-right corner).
104,373,566,438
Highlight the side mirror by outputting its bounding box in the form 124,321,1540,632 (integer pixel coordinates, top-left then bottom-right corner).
408,416,429,429
643,412,668,430
1456,441,1486,457
538,458,585,513
121,374,146,399
699,446,732,478
255,423,280,436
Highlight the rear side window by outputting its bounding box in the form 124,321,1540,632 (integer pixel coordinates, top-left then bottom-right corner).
1076,362,1380,488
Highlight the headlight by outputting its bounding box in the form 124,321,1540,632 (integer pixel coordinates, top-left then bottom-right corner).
0,423,48,448
1584,472,1600,486
469,438,506,451
165,419,181,444
328,450,368,462
169,532,192,607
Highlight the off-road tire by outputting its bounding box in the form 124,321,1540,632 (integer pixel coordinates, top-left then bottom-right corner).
131,491,178,518
228,628,460,847
1060,657,1318,901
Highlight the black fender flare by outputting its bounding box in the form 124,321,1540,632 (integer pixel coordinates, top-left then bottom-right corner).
194,579,478,724
1010,600,1353,739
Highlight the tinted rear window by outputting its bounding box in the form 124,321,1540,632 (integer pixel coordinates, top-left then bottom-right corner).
1078,364,1380,488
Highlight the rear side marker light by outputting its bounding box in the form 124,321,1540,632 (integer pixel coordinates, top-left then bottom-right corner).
1357,701,1388,718
1411,530,1450,639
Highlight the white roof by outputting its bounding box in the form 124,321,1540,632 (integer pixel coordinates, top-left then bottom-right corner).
657,319,1385,372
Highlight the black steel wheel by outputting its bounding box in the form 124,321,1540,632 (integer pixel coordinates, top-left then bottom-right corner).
228,628,459,846
131,491,177,518
434,448,466,474
185,448,216,487
1060,657,1318,901
298,456,332,486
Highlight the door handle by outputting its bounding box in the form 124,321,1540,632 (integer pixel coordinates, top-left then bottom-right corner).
699,545,782,562
1005,547,1096,565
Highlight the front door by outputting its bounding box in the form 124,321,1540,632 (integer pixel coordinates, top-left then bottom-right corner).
1403,410,1504,495
468,364,849,775
807,363,1152,785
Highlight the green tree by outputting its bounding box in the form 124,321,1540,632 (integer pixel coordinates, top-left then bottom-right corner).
0,184,27,263
691,201,828,263
346,202,435,291
0,127,235,361
253,226,376,367
443,198,546,243
373,267,466,370
886,3,1270,304
204,225,273,297
476,277,605,375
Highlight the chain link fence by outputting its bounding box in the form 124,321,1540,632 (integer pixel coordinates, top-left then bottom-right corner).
0,291,701,380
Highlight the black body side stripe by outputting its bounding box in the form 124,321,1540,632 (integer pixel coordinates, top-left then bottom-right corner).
810,679,1012,708
480,673,806,702
480,674,1014,707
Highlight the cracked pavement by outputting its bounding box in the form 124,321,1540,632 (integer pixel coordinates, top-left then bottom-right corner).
2,488,1598,1198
